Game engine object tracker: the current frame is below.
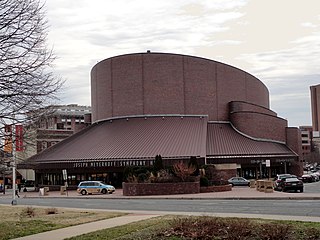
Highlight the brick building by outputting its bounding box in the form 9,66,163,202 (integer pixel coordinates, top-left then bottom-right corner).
23,52,303,188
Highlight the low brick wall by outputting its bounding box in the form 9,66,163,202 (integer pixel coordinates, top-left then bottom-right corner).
200,184,232,193
122,182,200,196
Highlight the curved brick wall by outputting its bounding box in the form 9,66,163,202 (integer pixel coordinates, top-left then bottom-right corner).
230,111,288,142
229,101,277,116
91,53,270,122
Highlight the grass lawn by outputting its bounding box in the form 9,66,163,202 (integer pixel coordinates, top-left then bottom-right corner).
1,204,320,240
66,215,320,240
0,205,126,240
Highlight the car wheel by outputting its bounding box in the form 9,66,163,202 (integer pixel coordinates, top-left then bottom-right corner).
282,188,286,192
80,189,87,195
300,188,304,193
101,189,107,194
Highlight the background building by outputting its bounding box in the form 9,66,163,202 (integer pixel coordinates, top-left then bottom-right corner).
310,84,320,131
17,104,91,184
299,126,313,160
34,104,91,153
23,52,303,188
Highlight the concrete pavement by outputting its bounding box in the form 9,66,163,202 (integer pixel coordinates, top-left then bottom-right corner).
7,186,320,200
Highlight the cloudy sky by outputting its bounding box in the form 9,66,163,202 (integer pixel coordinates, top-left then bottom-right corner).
43,0,320,127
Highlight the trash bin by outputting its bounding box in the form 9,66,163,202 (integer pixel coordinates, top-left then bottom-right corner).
60,186,66,195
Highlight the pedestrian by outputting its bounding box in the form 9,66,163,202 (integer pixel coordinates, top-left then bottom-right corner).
15,189,20,198
18,184,21,192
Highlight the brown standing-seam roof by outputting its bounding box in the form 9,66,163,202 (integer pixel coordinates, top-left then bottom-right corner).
206,122,297,158
27,115,208,163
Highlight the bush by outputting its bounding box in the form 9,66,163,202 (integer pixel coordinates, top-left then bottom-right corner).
157,217,298,240
20,207,35,218
123,166,152,182
137,173,149,183
200,176,209,187
172,162,196,182
188,156,200,176
45,208,58,215
153,154,164,172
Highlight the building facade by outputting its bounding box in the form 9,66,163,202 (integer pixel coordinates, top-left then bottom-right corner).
310,84,320,131
299,126,313,160
23,53,303,188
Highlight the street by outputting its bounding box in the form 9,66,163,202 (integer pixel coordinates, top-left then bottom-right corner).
0,181,319,220
0,197,319,218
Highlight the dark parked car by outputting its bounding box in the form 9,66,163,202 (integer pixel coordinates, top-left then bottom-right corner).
228,177,250,186
276,177,303,193
274,174,296,191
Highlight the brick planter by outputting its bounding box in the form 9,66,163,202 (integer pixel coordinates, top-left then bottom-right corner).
122,182,200,196
200,184,232,193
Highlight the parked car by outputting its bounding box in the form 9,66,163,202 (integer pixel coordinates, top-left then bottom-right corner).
77,181,115,195
300,174,314,183
273,174,296,191
21,181,36,192
276,177,303,192
311,173,320,182
228,177,250,186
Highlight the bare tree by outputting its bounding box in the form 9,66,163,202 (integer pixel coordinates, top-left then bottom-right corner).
0,0,63,149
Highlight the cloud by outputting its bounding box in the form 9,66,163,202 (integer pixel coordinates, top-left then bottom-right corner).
42,0,320,127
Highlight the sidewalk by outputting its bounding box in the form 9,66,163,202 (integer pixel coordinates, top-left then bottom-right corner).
8,186,320,200
13,213,161,240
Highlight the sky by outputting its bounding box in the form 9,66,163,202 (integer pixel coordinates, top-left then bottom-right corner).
43,0,320,127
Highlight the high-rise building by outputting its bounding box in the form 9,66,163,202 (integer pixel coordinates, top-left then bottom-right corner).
310,84,320,131
299,126,313,160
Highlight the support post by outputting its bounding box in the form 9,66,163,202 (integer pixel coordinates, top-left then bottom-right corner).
12,160,17,205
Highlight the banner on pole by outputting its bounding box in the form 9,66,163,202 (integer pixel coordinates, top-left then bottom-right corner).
15,124,23,151
4,125,12,153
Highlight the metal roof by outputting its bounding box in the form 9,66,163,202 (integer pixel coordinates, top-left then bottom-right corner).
25,117,297,166
28,115,208,163
206,122,297,157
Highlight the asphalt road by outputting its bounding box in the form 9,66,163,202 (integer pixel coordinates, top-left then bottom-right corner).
0,181,318,220
304,181,320,193
0,197,319,218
